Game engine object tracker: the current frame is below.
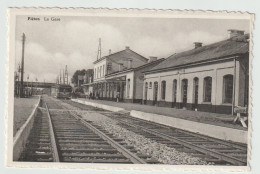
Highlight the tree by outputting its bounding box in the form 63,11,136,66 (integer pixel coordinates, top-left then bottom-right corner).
71,69,87,87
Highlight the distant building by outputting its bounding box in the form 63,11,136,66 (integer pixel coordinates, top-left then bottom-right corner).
91,46,163,103
81,69,94,95
143,30,249,114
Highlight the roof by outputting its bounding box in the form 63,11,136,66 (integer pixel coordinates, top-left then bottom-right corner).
93,47,148,64
105,58,165,77
147,34,249,73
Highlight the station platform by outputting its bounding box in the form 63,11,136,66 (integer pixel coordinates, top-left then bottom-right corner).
13,96,40,136
72,98,248,144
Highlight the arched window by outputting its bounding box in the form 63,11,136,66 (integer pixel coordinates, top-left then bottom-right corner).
149,82,152,88
223,75,233,103
161,81,166,100
173,79,177,103
204,77,212,102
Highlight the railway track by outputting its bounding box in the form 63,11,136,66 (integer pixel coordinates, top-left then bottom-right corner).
102,112,248,166
19,97,158,164
62,99,248,166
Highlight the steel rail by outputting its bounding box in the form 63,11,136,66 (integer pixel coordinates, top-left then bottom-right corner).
45,103,60,162
69,111,147,164
116,118,246,166
122,115,247,150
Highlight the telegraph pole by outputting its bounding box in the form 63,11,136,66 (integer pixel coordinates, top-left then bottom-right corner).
20,33,26,98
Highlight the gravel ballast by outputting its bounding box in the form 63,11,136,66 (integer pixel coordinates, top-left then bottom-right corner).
59,100,208,165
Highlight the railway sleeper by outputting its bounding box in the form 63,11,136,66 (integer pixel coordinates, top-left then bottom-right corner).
57,137,103,141
62,158,132,163
61,153,126,158
60,149,119,153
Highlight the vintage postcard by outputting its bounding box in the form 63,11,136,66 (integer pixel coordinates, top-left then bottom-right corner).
6,8,254,171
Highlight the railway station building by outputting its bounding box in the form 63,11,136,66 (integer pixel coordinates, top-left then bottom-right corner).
91,46,164,103
142,30,249,114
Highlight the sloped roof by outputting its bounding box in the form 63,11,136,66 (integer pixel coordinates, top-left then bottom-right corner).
148,34,249,73
105,58,165,77
94,48,148,64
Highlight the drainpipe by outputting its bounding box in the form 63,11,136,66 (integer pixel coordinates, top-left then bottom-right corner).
232,57,237,115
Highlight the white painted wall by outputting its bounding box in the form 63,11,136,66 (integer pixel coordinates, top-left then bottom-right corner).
144,60,245,106
94,59,107,82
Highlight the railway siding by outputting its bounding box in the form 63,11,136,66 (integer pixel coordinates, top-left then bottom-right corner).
130,110,248,144
71,98,247,144
65,99,248,166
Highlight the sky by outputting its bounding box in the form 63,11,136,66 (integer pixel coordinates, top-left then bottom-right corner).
15,16,250,83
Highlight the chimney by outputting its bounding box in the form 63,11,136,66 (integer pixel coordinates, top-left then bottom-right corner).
109,49,112,55
127,58,133,69
194,42,202,49
125,46,130,50
149,56,157,63
228,29,245,38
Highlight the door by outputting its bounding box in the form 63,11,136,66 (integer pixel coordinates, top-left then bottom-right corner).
193,78,199,109
182,79,188,108
144,82,148,104
153,82,158,105
172,80,177,108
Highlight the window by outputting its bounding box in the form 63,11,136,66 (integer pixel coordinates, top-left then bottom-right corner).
161,81,166,100
223,75,233,103
204,77,212,102
149,82,152,88
173,80,177,102
103,65,105,76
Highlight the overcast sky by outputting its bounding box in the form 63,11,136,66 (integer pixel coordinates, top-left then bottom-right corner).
15,16,250,83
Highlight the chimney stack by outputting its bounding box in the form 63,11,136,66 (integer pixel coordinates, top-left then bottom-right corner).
149,56,157,63
228,29,245,38
109,49,112,55
194,42,203,49
125,46,130,50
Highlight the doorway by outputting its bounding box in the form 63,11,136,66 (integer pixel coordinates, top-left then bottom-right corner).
182,79,188,108
153,81,158,105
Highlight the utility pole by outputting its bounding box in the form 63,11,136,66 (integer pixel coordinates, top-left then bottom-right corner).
96,38,102,60
20,33,26,98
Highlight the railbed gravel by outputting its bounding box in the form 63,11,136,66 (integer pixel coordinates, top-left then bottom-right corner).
59,100,209,165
